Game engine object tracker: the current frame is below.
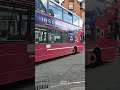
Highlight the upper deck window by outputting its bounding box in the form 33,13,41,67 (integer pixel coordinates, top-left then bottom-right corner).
73,15,79,26
35,0,47,13
63,10,72,23
48,1,62,20
0,4,33,42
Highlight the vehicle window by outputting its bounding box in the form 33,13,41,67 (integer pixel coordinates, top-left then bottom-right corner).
48,1,62,20
48,29,62,43
85,18,94,42
107,22,116,39
63,10,72,23
73,15,79,26
35,0,47,13
35,28,47,43
0,5,28,41
49,6,62,20
62,32,67,43
31,6,35,41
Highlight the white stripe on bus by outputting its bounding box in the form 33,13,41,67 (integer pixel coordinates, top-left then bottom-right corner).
47,47,74,51
47,46,83,51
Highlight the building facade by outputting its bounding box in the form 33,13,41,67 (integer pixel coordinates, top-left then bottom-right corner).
61,0,83,18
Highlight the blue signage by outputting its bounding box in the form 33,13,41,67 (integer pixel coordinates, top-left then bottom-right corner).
35,11,55,26
35,10,79,32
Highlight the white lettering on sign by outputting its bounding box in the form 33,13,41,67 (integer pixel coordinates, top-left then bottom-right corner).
41,16,55,25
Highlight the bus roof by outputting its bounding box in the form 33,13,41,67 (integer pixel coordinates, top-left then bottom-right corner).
50,0,83,21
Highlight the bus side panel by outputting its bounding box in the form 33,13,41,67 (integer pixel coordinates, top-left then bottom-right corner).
35,43,75,62
0,67,34,85
0,43,28,73
35,44,47,62
0,43,34,85
101,47,116,61
47,43,73,54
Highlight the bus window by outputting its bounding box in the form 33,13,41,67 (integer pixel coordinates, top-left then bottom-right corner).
63,10,72,23
85,18,94,42
48,2,62,19
48,30,62,43
31,6,35,41
107,22,116,39
73,15,79,26
35,0,47,13
62,32,67,43
0,5,29,41
35,28,47,43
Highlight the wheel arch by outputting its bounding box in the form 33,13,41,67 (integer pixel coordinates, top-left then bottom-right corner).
92,47,101,59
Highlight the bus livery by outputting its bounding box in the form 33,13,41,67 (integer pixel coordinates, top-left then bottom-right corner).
0,0,35,85
35,0,84,62
85,0,117,66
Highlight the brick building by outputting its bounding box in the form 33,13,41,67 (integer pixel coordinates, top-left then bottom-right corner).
61,0,84,18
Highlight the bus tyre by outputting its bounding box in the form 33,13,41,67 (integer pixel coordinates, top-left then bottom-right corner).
73,47,77,54
89,51,101,67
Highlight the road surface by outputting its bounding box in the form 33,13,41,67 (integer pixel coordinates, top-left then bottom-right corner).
35,51,85,90
86,55,120,90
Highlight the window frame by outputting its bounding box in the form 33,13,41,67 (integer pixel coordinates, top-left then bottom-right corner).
0,3,33,43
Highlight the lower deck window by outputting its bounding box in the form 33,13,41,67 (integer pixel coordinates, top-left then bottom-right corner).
35,28,68,44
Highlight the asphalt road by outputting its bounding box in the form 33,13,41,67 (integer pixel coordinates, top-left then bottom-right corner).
86,55,120,90
0,51,85,90
35,51,85,90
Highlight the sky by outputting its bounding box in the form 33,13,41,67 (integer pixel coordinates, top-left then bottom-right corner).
59,0,83,4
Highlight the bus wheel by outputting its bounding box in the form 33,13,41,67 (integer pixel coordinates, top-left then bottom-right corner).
89,51,101,67
73,47,77,54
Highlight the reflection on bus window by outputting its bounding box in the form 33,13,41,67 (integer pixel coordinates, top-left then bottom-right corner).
62,32,67,43
48,30,61,43
63,10,72,23
73,15,79,26
35,28,47,43
31,6,35,41
0,5,28,41
48,1,62,19
35,0,47,13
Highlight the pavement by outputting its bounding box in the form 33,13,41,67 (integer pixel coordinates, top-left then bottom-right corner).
35,51,85,90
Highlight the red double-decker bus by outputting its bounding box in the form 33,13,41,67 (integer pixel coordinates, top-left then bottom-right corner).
35,0,84,62
85,0,117,66
0,0,34,85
